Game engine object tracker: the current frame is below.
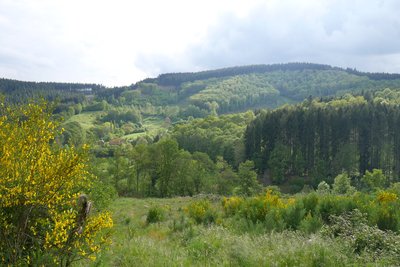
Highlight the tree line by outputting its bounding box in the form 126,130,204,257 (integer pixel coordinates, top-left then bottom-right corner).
93,139,260,198
244,91,400,185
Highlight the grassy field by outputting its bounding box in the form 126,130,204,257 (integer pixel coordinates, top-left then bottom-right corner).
66,112,168,141
65,111,102,130
122,116,168,141
73,196,392,267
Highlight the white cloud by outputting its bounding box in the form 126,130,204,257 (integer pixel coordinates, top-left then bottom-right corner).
0,0,399,86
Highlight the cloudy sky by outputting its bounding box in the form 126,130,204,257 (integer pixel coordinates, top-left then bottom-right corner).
0,0,400,86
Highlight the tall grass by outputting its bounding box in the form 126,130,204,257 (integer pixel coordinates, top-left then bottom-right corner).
73,195,400,266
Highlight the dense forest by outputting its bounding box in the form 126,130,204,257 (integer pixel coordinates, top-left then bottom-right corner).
245,89,400,185
141,63,400,87
4,63,400,118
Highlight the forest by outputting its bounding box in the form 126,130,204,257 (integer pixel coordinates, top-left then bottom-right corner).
245,90,400,185
2,64,400,266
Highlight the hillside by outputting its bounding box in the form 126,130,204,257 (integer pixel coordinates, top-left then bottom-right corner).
4,65,400,266
3,63,400,144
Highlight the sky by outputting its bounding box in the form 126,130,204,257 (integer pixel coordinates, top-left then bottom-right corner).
0,0,400,86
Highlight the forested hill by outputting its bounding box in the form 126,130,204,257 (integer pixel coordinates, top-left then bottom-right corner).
0,78,105,103
3,63,400,116
126,63,400,114
140,63,400,87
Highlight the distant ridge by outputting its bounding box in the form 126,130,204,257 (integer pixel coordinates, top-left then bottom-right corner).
2,63,400,91
139,62,400,87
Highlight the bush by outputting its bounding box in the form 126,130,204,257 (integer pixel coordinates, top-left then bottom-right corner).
361,169,388,191
299,212,323,234
222,196,243,216
185,200,217,225
322,210,400,263
146,206,166,224
317,181,330,194
284,201,306,230
333,173,355,195
0,101,113,265
301,192,319,215
373,191,399,231
317,195,357,223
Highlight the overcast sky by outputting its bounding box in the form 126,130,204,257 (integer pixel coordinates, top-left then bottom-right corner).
1,0,400,86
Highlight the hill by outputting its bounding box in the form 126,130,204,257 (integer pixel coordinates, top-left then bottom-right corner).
2,63,400,145
104,63,400,115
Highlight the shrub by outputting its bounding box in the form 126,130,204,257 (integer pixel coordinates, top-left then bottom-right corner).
302,192,319,215
317,181,330,194
322,209,400,263
299,212,323,234
170,214,191,232
374,191,399,231
0,101,113,266
284,201,306,230
185,200,217,225
361,169,388,191
317,195,357,223
333,173,355,195
222,196,243,216
146,206,166,224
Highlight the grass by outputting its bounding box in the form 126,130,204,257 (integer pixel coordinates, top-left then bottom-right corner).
65,111,102,130
122,116,168,140
73,196,395,267
66,112,168,141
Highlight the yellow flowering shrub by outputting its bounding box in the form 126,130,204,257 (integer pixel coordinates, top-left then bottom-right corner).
222,196,243,215
237,190,296,223
376,191,398,204
0,101,113,266
184,199,217,224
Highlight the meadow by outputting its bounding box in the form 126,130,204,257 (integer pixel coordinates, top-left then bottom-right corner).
79,190,400,267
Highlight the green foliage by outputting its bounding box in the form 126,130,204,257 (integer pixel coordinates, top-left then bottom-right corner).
299,212,323,234
84,100,108,111
62,121,86,146
245,91,400,184
99,139,227,198
88,180,117,211
362,169,388,191
284,201,306,230
317,195,357,222
215,157,239,195
322,210,400,263
268,142,290,184
185,200,218,225
173,111,254,166
146,206,166,224
100,108,142,125
189,74,279,113
94,195,400,266
333,173,355,195
236,160,261,196
317,181,331,194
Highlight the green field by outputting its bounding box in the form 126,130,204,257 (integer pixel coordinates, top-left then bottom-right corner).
65,111,102,130
74,196,397,267
65,112,168,141
122,116,168,141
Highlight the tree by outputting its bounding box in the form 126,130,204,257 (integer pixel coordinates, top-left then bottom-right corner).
317,181,330,194
237,160,261,196
332,173,355,195
361,169,388,191
0,101,112,266
154,139,180,197
215,156,238,195
268,142,290,184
